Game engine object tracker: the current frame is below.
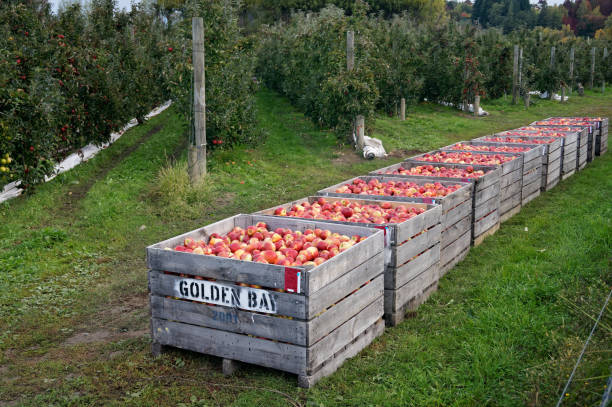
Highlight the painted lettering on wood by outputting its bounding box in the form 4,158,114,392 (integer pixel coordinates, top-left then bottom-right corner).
175,277,277,314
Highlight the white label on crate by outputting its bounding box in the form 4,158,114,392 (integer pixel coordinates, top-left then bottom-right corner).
174,277,277,314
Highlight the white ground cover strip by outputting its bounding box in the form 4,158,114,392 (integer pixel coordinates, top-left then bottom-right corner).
0,101,172,204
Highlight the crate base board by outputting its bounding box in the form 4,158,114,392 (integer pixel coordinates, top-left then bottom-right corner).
384,281,439,327
222,358,240,376
384,263,438,324
561,169,576,181
473,222,500,247
544,177,560,191
500,205,521,223
440,247,470,277
521,189,540,206
297,318,384,388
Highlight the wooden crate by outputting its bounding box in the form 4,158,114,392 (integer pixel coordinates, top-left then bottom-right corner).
317,175,473,278
441,141,543,218
405,150,522,225
147,214,385,388
254,196,442,326
537,117,609,158
476,135,562,193
370,161,500,247
496,130,574,186
525,124,588,171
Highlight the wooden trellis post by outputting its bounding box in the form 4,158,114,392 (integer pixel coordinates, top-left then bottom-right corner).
347,31,364,150
189,17,206,183
590,47,596,90
569,47,575,95
549,46,555,100
400,98,406,121
512,45,519,104
603,48,608,94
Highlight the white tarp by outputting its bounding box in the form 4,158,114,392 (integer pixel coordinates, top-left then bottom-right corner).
0,101,172,204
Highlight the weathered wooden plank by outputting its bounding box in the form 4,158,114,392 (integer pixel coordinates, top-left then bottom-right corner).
475,194,502,221
151,318,308,375
523,166,542,186
384,262,439,314
561,169,575,181
149,270,307,319
440,246,469,276
308,252,384,318
522,179,541,197
473,221,500,247
500,204,521,223
307,229,384,294
500,167,522,189
392,224,442,266
307,297,383,371
523,155,541,173
501,180,521,201
442,198,472,230
150,295,307,346
474,181,501,206
386,243,440,289
473,210,500,238
441,215,472,249
308,275,383,345
147,248,290,290
440,230,471,269
395,205,442,244
521,189,540,206
297,318,384,388
545,176,560,191
500,196,521,219
384,280,439,326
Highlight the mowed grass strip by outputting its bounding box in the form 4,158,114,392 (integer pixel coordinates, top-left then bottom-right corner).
0,89,610,406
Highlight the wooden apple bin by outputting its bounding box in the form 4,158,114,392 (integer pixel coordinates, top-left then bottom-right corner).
255,196,442,326
147,214,385,388
372,161,501,247
476,134,563,192
521,126,587,173
535,116,608,157
441,141,544,210
318,175,473,278
405,150,523,224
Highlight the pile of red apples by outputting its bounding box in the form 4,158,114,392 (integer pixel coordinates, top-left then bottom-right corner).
272,197,424,224
172,222,365,267
415,151,516,165
333,178,462,197
381,164,486,179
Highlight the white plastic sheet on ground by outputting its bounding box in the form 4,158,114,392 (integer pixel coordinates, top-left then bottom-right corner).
436,100,489,116
0,100,172,204
530,91,569,102
362,136,387,159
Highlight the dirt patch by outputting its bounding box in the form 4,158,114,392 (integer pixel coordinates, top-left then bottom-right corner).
61,124,164,213
62,294,149,347
331,150,363,165
63,330,114,346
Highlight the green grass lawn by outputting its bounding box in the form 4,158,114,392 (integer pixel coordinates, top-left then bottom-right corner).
0,89,610,406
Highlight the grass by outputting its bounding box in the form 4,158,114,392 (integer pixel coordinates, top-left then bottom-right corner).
0,88,610,406
373,89,612,153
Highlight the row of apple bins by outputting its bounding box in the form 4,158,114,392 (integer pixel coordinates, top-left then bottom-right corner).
146,116,607,388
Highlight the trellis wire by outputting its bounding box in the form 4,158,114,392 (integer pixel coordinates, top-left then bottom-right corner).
555,289,612,407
